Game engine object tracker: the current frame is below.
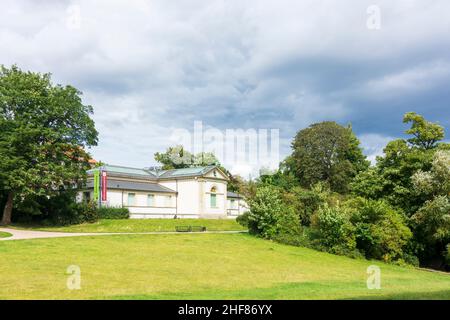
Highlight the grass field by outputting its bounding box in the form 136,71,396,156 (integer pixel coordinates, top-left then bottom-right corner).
11,218,246,233
0,231,12,238
0,233,448,300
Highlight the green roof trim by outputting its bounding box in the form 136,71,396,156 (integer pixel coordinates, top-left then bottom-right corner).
87,165,156,178
157,166,216,178
87,164,224,180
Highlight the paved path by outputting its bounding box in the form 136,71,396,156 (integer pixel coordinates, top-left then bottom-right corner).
0,227,247,241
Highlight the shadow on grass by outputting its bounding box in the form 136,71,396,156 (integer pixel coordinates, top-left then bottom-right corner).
107,281,450,300
0,231,13,238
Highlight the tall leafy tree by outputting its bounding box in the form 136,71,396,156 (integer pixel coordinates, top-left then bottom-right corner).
354,113,449,215
411,151,450,268
0,65,98,225
403,112,444,149
290,121,368,193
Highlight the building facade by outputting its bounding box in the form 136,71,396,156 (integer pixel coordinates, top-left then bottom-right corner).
79,165,247,219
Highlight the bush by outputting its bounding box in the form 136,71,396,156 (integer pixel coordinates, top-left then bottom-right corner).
412,195,450,267
347,198,412,262
247,185,286,238
236,211,250,228
310,204,357,256
50,201,98,225
14,191,99,225
284,186,325,226
246,185,302,241
98,207,130,219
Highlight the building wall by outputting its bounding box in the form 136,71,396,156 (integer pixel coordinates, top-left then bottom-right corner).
79,172,246,219
161,179,201,216
226,198,249,218
200,179,227,218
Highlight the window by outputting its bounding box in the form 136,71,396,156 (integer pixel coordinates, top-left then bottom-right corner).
210,186,217,208
164,195,172,207
210,194,217,208
127,193,136,206
230,199,236,209
147,194,154,207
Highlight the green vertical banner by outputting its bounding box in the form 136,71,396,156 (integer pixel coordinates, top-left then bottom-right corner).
93,170,100,203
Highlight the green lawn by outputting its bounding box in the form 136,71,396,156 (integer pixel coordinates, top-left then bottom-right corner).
0,233,448,300
0,231,12,238
12,218,246,233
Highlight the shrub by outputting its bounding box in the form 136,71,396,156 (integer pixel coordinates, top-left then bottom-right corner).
285,186,325,226
14,191,99,225
347,198,412,262
247,185,284,238
236,211,249,228
98,207,130,219
412,196,450,244
412,195,450,267
310,204,357,256
247,185,300,239
50,201,98,225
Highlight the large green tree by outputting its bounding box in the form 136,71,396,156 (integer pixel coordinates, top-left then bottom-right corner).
403,112,444,149
0,65,98,225
411,151,450,268
290,122,369,193
352,113,448,215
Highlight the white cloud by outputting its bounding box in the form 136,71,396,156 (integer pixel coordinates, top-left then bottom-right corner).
365,61,450,97
359,133,395,165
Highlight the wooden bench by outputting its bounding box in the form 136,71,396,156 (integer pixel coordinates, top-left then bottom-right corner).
175,226,207,232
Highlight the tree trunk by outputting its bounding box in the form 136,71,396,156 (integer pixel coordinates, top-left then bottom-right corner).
1,192,14,225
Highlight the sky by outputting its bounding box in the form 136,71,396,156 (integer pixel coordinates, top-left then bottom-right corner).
1,0,449,176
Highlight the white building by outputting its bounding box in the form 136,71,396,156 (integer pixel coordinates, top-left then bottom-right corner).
80,165,247,219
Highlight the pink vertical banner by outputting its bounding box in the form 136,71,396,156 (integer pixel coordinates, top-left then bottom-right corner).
101,171,107,201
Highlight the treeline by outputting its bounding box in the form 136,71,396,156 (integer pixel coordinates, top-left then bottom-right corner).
237,113,450,271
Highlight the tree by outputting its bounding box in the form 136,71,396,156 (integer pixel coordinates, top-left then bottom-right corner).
411,196,450,268
350,167,385,199
411,151,450,268
154,145,194,169
367,113,449,215
374,139,435,214
347,198,412,262
412,150,450,197
154,145,223,169
310,203,357,255
290,121,369,193
246,185,297,238
403,112,444,149
0,65,98,225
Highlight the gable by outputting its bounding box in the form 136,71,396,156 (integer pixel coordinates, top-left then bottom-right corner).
203,167,229,180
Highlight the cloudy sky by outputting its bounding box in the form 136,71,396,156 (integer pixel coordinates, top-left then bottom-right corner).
1,0,449,176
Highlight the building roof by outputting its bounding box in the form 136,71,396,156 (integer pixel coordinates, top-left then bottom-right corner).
86,179,176,193
87,165,156,179
227,191,243,199
88,164,225,180
157,166,216,179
